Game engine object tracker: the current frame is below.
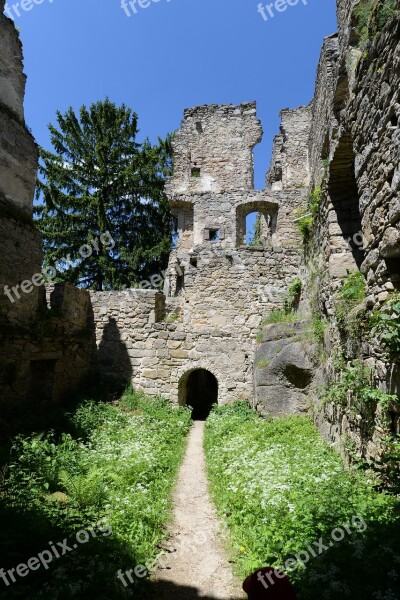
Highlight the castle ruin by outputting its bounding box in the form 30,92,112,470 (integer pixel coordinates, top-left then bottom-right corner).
1,0,399,462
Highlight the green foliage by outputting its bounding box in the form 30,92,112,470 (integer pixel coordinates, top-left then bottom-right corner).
296,188,322,243
376,0,397,28
309,188,322,216
371,434,400,494
323,360,398,415
284,277,302,313
311,314,326,344
260,279,303,330
205,402,399,599
162,310,180,323
256,357,270,368
260,310,303,326
354,0,397,48
35,99,173,290
1,390,192,598
296,211,313,242
371,294,400,361
339,270,366,299
354,0,375,47
336,271,366,313
335,271,367,348
248,213,263,247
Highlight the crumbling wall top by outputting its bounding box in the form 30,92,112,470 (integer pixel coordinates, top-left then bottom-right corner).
166,102,263,196
0,1,26,121
266,105,312,191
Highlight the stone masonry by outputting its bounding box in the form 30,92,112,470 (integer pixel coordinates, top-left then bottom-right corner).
1,0,400,469
90,102,309,407
303,0,400,461
0,2,92,432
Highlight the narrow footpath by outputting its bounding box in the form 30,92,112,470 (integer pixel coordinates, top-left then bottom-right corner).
150,421,245,600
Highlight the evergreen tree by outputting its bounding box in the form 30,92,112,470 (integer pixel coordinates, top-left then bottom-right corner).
249,213,263,247
35,99,172,290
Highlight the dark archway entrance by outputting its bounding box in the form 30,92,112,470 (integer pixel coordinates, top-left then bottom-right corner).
179,369,218,420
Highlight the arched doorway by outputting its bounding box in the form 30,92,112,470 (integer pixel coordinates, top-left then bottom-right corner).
179,369,218,420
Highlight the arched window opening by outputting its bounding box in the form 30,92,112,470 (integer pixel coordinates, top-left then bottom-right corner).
236,201,277,248
246,212,269,247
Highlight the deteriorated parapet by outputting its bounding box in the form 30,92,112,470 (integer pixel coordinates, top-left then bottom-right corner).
0,1,38,216
308,35,339,190
0,0,25,121
165,102,263,196
266,105,312,191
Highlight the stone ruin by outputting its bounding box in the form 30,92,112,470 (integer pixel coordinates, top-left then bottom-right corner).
1,0,399,462
91,101,309,412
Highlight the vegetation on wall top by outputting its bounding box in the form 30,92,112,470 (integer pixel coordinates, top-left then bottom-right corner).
296,188,322,243
354,0,398,49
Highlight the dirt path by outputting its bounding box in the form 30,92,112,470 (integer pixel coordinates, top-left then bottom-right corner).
150,421,245,600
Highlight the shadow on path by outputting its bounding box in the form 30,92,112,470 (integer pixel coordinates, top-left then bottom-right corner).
144,579,245,600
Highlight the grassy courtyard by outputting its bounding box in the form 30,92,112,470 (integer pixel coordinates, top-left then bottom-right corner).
205,402,400,600
0,390,191,599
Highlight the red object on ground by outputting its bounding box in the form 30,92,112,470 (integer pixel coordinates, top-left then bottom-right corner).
243,567,296,599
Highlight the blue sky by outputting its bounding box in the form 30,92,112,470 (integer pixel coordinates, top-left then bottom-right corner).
9,0,337,189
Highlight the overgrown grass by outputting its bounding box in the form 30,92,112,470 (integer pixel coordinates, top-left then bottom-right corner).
0,390,191,599
260,310,304,326
296,188,322,243
205,402,400,600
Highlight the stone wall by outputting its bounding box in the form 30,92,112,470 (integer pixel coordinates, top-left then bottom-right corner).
0,3,38,216
0,284,92,414
308,35,339,190
88,101,309,410
165,102,263,196
0,9,93,430
88,245,301,405
302,2,400,462
0,2,25,121
266,105,312,192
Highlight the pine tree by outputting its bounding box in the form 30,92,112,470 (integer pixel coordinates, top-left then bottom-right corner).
35,99,172,290
249,213,263,247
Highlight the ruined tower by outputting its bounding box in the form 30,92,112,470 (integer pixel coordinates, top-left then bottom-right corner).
89,101,312,414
